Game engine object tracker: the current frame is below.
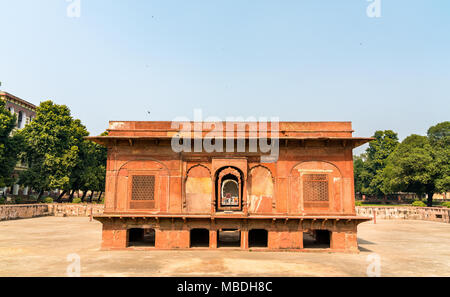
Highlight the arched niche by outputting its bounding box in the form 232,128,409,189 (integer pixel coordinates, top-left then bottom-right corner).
247,166,274,214
290,161,342,213
185,165,212,214
215,166,244,211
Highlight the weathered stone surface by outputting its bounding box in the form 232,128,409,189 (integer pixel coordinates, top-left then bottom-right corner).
47,203,104,217
3,204,448,224
356,206,450,223
86,121,375,252
0,205,49,221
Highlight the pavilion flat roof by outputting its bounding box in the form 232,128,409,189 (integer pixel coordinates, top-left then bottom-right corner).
87,121,373,148
95,213,372,222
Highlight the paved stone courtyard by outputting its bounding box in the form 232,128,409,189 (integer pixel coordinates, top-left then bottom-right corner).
0,217,449,276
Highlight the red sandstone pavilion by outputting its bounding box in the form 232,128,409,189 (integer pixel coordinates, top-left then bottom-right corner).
88,121,372,252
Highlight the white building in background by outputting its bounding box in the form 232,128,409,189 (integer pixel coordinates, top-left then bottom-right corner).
0,91,36,197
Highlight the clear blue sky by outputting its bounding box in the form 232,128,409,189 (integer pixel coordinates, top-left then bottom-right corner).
0,0,449,154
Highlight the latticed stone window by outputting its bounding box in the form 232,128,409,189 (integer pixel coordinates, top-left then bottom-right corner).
303,174,329,202
131,175,155,201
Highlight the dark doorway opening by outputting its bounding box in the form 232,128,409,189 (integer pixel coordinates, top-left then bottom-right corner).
190,229,210,247
249,229,268,248
303,230,330,249
217,229,241,248
128,228,155,247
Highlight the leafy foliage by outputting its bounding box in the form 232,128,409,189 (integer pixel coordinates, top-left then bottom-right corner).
427,122,450,194
0,100,22,187
381,122,450,206
381,135,434,196
354,130,399,196
18,101,88,200
43,197,54,204
411,200,426,207
354,123,449,207
66,131,107,202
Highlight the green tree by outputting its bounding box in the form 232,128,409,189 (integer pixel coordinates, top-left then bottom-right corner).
427,122,450,194
0,100,22,188
354,130,399,197
69,139,107,202
354,154,369,194
18,101,88,201
382,122,450,206
382,135,435,206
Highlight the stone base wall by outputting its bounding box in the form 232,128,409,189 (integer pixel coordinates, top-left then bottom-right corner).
356,206,450,223
97,217,362,253
0,205,50,221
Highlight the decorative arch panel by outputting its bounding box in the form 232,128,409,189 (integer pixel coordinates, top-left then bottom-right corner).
290,161,343,214
247,166,274,214
185,165,212,214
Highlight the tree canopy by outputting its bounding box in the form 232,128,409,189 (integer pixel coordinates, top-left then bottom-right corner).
18,101,88,200
381,134,435,205
63,134,107,202
427,121,450,195
354,130,399,196
355,122,450,206
0,100,22,188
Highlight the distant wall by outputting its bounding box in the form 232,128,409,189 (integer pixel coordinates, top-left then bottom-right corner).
0,204,105,221
0,205,50,221
356,206,450,224
47,204,105,217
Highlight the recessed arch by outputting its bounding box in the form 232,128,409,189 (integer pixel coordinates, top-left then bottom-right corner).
289,160,342,177
114,158,170,211
117,157,170,174
290,160,343,213
215,166,244,211
185,164,212,213
247,165,274,214
186,164,211,180
248,165,274,182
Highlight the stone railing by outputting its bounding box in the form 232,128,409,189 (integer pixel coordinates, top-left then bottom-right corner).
0,204,50,221
47,204,105,217
2,204,449,223
356,206,450,223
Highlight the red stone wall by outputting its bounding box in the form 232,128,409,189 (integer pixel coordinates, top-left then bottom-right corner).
102,141,356,217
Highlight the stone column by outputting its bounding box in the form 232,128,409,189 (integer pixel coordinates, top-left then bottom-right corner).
101,220,128,250
23,187,29,196
210,221,217,248
331,231,359,253
241,229,248,249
